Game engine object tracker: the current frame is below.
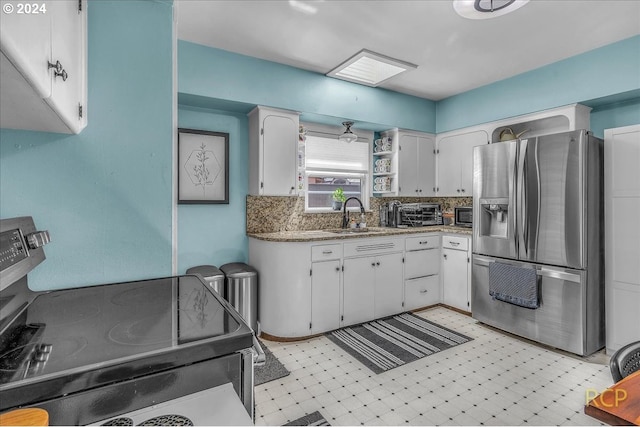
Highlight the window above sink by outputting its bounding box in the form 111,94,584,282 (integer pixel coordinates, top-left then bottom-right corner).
302,124,373,213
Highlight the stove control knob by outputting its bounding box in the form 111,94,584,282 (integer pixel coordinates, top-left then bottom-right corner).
26,231,50,249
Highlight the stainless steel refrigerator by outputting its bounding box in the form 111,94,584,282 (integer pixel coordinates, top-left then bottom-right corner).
471,129,604,356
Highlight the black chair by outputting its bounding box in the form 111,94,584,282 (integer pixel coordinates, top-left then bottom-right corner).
610,341,640,382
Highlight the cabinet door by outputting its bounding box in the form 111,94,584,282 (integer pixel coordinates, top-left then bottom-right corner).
49,0,85,133
442,248,470,312
417,135,436,196
262,114,297,196
405,248,440,280
343,256,375,327
436,135,461,196
437,130,488,196
374,252,404,318
405,275,440,311
397,134,418,196
458,131,488,194
311,260,341,334
0,0,52,98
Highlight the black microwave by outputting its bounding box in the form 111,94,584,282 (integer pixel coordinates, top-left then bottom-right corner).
454,207,473,228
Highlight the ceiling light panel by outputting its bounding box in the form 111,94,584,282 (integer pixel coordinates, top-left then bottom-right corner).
327,49,417,87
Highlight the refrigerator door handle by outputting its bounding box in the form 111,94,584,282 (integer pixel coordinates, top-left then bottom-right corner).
517,140,528,259
510,142,519,256
536,268,581,283
472,255,494,266
531,139,541,260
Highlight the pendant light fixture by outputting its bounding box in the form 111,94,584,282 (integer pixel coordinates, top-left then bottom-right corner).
338,121,358,143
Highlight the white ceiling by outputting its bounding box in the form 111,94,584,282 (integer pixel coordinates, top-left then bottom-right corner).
176,0,640,101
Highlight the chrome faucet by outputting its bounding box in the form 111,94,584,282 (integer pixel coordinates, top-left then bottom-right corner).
342,197,365,229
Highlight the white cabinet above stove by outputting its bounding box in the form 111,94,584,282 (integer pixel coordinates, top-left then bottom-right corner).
0,0,87,134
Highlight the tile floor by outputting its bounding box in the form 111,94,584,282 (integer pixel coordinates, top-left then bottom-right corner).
255,307,611,426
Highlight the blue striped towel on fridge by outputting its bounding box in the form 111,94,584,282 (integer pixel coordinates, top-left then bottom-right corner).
488,262,539,309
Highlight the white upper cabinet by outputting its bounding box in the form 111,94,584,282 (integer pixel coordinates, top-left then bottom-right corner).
436,130,488,196
0,0,87,134
397,131,436,197
248,106,300,196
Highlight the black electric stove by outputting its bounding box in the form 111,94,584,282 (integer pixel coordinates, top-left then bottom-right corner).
0,217,255,425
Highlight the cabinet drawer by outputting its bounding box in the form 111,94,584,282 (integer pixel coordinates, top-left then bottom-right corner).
405,275,440,310
405,235,439,251
405,248,440,279
311,244,343,261
442,235,469,251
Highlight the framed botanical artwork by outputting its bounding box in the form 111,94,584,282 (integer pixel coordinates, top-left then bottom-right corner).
178,128,229,204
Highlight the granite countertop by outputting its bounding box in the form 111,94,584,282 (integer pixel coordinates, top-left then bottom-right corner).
247,225,472,242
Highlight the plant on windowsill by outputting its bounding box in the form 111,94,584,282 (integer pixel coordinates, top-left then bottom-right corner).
332,187,346,211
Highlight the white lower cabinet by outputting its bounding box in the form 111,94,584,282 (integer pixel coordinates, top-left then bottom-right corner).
404,234,440,311
343,256,376,327
311,259,341,334
405,275,440,309
373,252,404,319
342,251,404,326
249,232,471,338
441,235,471,312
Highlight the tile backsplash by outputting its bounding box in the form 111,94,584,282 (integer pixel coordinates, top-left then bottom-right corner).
246,196,472,233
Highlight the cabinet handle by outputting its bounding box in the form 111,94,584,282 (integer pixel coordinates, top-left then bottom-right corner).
376,262,380,266
335,266,340,272
322,250,333,255
443,254,448,260
371,262,376,267
420,289,428,294
456,189,461,193
449,241,460,246
48,60,68,81
419,241,429,245
461,189,466,193
419,189,422,193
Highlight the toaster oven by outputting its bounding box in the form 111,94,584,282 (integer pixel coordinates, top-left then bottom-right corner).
398,203,442,227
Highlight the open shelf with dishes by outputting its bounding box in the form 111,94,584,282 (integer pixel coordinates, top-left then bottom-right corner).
372,130,399,195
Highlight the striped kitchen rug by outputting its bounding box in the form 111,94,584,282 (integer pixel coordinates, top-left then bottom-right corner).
327,313,472,374
284,411,330,426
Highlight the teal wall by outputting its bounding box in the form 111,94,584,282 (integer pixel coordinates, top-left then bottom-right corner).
178,40,436,133
177,106,248,272
0,0,174,290
436,35,640,133
590,98,640,138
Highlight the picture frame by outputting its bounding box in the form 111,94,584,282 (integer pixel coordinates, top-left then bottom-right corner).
178,128,229,204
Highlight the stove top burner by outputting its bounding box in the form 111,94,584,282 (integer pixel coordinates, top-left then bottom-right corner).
138,415,193,426
107,316,171,347
101,417,133,426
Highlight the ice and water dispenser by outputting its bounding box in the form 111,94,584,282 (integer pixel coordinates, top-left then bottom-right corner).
478,198,509,238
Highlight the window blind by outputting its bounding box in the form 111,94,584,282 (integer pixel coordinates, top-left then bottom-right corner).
305,135,369,172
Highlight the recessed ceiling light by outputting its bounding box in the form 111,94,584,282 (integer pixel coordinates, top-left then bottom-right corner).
327,49,418,87
453,0,529,19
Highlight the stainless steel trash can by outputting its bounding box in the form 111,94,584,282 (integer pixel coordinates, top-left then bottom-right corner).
220,262,258,333
186,265,226,299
